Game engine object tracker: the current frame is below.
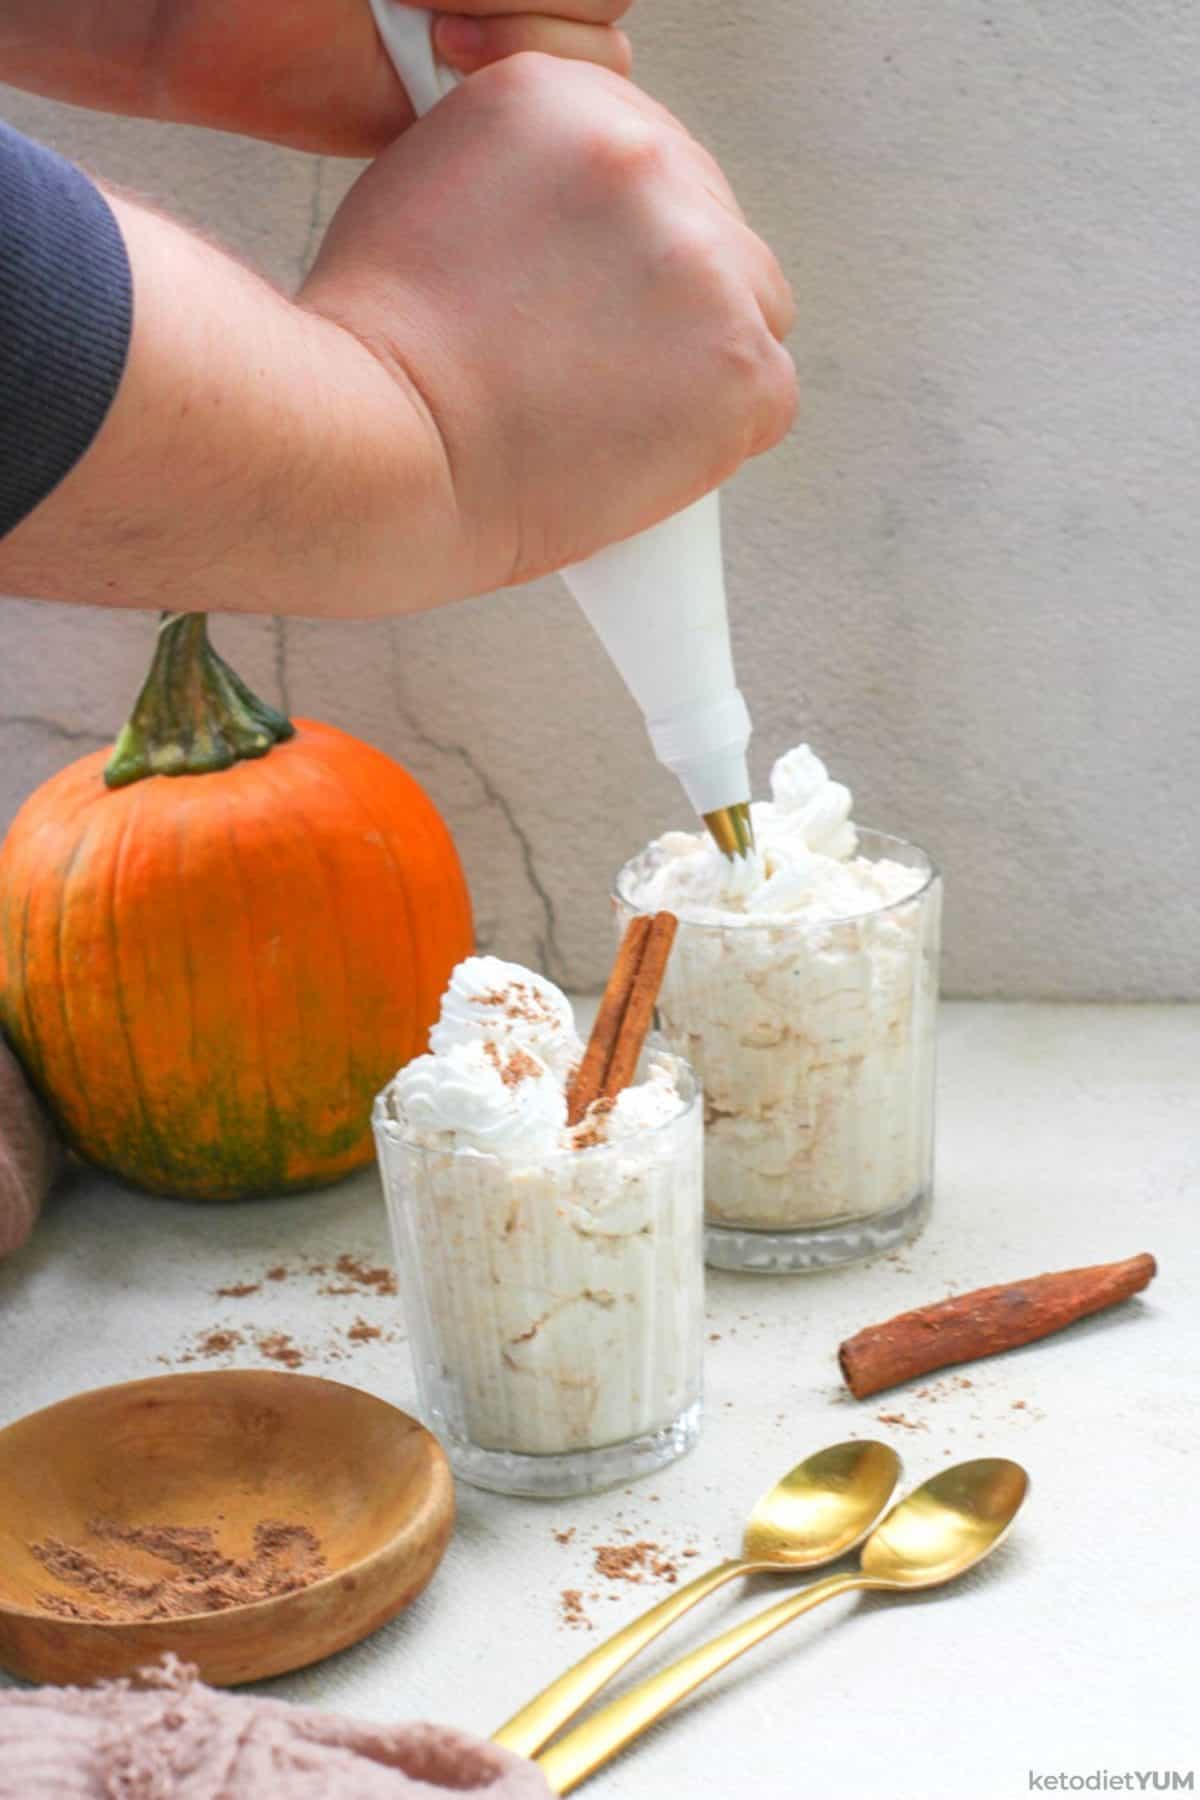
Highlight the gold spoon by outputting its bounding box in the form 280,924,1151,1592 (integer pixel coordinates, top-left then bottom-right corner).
492,1440,901,1758
535,1457,1029,1794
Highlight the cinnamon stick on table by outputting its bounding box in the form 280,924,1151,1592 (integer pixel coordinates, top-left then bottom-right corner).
567,913,678,1126
838,1252,1157,1400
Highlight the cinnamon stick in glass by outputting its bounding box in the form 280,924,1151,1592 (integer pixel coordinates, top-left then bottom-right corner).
838,1252,1157,1399
567,916,651,1126
566,912,677,1126
600,913,678,1102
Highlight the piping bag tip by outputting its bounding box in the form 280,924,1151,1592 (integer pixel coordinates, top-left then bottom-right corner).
702,801,755,860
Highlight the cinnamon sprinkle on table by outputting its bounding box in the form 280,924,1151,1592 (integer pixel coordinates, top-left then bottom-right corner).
875,1411,927,1432
167,1250,403,1372
326,1253,398,1297
593,1541,678,1585
560,1589,591,1629
256,1331,304,1370
346,1318,382,1344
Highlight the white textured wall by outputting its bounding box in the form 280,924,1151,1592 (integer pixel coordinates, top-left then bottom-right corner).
2,1,1198,997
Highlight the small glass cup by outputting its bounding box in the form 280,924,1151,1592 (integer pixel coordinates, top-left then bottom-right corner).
615,831,941,1273
372,1050,704,1497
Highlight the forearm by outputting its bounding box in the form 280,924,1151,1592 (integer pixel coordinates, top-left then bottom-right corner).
0,189,460,618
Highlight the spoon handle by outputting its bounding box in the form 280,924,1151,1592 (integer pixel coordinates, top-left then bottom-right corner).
492,1558,748,1757
535,1571,864,1795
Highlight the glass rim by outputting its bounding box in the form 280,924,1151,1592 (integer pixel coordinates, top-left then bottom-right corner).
612,824,940,930
371,1045,701,1169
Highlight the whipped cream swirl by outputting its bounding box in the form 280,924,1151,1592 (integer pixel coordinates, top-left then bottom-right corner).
622,744,921,923
602,1057,686,1142
388,956,685,1157
429,955,582,1083
394,1037,566,1151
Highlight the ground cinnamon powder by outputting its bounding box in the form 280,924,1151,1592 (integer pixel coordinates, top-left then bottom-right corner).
255,1331,304,1370
326,1253,398,1297
559,1589,590,1629
31,1517,326,1622
593,1541,679,1585
164,1252,403,1371
346,1318,382,1343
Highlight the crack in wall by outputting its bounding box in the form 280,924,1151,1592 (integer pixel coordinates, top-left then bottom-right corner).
386,649,565,983
426,728,564,983
272,618,291,714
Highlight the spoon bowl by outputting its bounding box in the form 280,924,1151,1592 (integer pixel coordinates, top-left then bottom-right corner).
0,1370,454,1687
860,1456,1029,1588
743,1439,902,1567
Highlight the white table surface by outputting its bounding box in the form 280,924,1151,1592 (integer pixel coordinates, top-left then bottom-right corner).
1,1002,1195,1800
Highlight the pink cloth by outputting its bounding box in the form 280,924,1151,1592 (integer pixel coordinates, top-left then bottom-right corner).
0,1657,553,1798
0,1035,61,1258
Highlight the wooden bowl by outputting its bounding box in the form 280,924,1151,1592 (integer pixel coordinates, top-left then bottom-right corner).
0,1370,454,1686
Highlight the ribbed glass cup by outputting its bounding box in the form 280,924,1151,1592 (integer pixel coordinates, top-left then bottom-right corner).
372,1052,704,1497
615,831,941,1273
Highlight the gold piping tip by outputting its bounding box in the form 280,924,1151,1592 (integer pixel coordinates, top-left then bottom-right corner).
702,801,755,860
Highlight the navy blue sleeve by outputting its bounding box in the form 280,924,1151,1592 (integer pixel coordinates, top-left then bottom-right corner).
0,120,132,537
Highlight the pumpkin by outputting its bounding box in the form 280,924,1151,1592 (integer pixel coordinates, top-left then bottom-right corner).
0,613,473,1199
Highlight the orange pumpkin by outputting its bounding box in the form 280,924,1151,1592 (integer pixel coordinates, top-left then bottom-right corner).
0,614,473,1199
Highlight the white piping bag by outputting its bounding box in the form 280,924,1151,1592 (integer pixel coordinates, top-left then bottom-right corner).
368,1,754,855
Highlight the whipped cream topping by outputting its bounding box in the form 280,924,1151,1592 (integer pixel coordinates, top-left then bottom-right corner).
602,1057,686,1142
393,1037,567,1152
389,956,686,1157
429,955,581,1083
622,744,924,924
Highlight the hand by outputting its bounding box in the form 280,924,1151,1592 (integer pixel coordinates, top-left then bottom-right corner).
0,1,631,156
300,54,797,595
153,0,634,152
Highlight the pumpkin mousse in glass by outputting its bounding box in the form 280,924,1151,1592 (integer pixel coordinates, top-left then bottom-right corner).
373,940,704,1498
616,745,941,1273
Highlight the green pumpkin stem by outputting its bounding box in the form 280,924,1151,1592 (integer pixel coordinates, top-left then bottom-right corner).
105,613,294,789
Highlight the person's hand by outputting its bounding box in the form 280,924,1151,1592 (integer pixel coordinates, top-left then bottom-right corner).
153,0,634,152
0,0,631,156
300,54,796,596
